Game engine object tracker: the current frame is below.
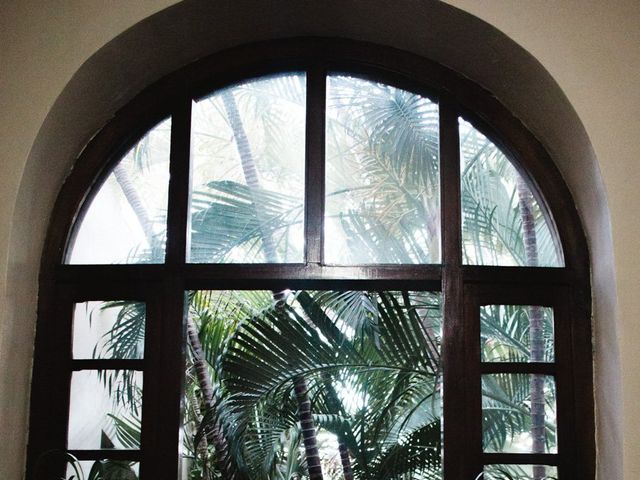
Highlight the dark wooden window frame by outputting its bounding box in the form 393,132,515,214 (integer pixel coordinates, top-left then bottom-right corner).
27,38,594,480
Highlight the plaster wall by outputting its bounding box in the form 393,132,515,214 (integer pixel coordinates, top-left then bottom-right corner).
1,1,637,478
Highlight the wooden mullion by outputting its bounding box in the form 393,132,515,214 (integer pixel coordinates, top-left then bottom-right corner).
140,278,185,480
462,265,570,285
480,362,556,375
183,263,441,284
304,66,326,265
553,285,581,479
463,286,484,480
67,450,142,462
184,277,441,292
56,264,165,283
440,99,474,480
565,277,595,480
439,98,462,268
25,288,74,480
165,97,192,266
470,285,558,307
70,359,145,371
56,263,444,285
482,452,559,466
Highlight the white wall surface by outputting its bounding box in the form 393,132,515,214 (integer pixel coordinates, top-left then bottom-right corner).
1,1,637,478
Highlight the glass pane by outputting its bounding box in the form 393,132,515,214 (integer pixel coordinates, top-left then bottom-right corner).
181,290,442,479
67,118,171,264
325,75,440,264
482,374,557,453
484,464,558,479
481,305,554,363
460,118,562,267
68,370,142,450
66,460,139,479
73,301,145,360
189,74,306,263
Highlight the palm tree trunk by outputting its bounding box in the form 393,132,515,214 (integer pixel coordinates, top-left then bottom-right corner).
222,90,325,480
516,176,546,480
221,90,279,263
113,164,155,242
294,375,324,480
186,318,242,479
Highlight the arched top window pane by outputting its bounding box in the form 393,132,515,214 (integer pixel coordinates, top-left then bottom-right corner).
325,75,440,264
66,118,171,264
189,74,306,263
459,118,563,267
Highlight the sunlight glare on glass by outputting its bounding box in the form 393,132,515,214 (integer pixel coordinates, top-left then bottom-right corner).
325,75,441,265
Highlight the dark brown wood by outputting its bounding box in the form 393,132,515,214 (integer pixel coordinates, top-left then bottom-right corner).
567,282,596,480
304,66,326,265
480,362,556,375
56,263,442,286
67,450,143,461
70,359,145,371
481,453,559,465
462,265,570,285
439,99,472,480
166,98,193,266
140,279,185,480
25,288,74,480
29,38,594,480
553,286,580,480
463,286,484,480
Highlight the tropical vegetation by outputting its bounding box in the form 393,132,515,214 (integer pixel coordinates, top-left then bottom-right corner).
61,74,560,480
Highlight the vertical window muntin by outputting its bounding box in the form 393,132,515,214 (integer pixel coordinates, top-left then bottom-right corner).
32,54,587,480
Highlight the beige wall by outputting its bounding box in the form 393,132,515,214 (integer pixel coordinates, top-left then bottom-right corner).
1,0,637,478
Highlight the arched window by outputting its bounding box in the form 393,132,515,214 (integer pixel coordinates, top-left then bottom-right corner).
27,40,593,480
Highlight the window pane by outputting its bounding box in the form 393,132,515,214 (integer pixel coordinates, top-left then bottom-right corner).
73,301,145,360
482,374,557,453
481,305,554,363
67,118,171,264
66,460,139,479
484,464,558,479
182,290,442,479
460,118,563,267
325,75,440,264
189,74,306,263
68,370,142,450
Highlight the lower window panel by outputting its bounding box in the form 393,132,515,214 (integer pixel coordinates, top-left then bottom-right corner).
180,289,443,479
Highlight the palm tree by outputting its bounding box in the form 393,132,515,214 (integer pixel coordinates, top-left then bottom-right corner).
212,289,443,479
